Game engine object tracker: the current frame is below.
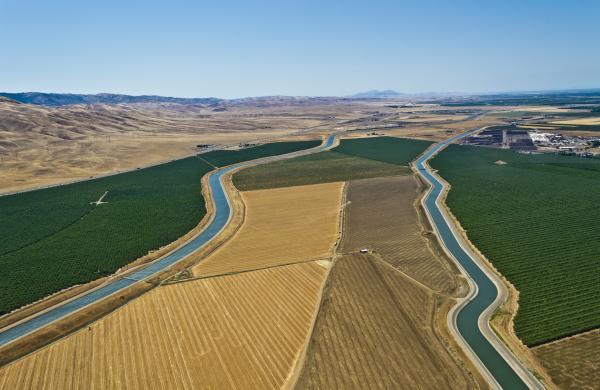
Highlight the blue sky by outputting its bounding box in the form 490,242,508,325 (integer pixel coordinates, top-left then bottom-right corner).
1,0,599,98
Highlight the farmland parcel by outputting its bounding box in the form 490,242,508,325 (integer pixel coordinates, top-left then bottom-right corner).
533,329,599,390
332,136,433,165
233,151,408,190
297,176,477,389
0,261,328,389
233,136,432,191
0,140,319,314
340,176,457,292
297,253,474,389
430,145,600,345
193,182,343,277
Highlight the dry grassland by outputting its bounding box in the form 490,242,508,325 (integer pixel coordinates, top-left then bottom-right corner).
346,126,457,141
0,261,328,390
552,117,600,125
193,182,343,277
533,329,600,390
400,114,470,122
0,99,367,194
340,176,457,292
296,253,475,389
0,96,496,193
378,116,502,141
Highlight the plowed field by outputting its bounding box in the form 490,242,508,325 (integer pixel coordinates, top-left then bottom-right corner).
340,176,456,292
193,182,343,277
533,330,600,390
296,253,473,389
0,261,328,390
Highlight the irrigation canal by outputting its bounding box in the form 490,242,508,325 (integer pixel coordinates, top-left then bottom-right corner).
415,130,543,389
0,135,336,347
1,131,544,390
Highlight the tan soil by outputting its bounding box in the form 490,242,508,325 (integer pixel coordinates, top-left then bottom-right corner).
0,99,510,194
532,329,599,390
296,253,478,389
295,174,489,389
0,99,432,194
340,175,457,292
192,182,344,277
552,118,600,125
0,282,152,367
0,261,328,389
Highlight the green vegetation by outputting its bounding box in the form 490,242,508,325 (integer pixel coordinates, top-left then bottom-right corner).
431,145,600,345
200,140,320,167
234,151,409,190
0,140,319,314
332,136,433,166
234,136,433,190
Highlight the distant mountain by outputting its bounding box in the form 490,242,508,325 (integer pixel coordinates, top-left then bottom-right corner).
0,96,19,104
350,90,405,99
0,92,222,106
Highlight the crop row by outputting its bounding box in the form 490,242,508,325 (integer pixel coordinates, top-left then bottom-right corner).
431,144,600,345
0,140,319,314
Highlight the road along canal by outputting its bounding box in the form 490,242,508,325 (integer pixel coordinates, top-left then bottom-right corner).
0,135,337,347
415,130,544,390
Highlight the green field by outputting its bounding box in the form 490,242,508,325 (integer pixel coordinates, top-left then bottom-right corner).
0,140,318,314
234,136,432,190
332,136,433,165
201,140,320,167
233,151,409,190
431,145,600,345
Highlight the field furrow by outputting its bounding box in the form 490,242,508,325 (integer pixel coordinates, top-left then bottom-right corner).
340,175,456,292
296,253,472,389
0,262,327,389
193,182,343,277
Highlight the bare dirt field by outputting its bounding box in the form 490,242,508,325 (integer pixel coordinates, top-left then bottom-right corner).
192,182,343,277
0,261,328,390
340,176,457,292
296,253,476,389
295,174,488,389
533,329,600,390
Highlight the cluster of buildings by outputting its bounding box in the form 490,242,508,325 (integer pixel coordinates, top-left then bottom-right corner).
462,127,536,151
462,127,600,157
530,132,599,157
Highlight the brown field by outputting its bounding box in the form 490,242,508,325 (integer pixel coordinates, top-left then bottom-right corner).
193,182,343,277
0,261,328,390
340,176,457,292
533,329,600,390
296,253,475,389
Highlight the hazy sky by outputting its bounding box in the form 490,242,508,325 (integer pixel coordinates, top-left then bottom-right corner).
1,0,599,98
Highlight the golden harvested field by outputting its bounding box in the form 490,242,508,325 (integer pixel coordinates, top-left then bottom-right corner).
340,176,457,292
552,117,600,125
296,253,474,389
0,261,328,390
193,182,343,277
533,329,600,390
